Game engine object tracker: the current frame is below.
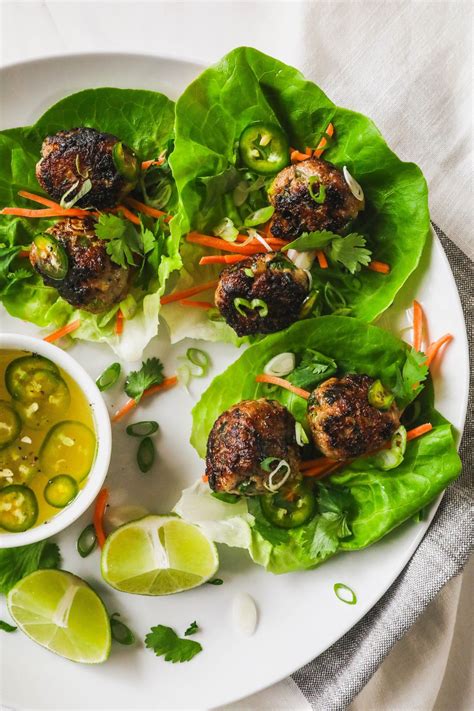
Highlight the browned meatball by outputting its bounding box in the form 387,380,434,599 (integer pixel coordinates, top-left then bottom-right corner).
30,217,131,312
206,399,301,495
307,374,400,460
36,127,139,209
268,158,364,241
215,252,310,336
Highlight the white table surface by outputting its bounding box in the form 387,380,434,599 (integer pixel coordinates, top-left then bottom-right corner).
1,3,472,710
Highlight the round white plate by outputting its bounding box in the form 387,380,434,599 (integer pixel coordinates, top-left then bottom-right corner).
0,54,469,710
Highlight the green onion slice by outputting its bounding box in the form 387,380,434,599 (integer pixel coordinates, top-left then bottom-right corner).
295,422,309,447
213,217,239,242
367,379,395,410
137,437,155,473
96,363,121,392
60,178,92,209
126,421,159,437
308,177,326,204
77,523,97,558
233,297,268,317
110,613,135,645
211,492,241,504
334,583,357,605
244,205,274,227
207,578,224,585
244,268,255,278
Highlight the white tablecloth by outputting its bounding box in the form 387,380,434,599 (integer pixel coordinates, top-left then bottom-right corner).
1,2,472,709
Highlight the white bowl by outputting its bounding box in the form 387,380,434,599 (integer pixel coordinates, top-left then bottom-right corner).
0,332,111,548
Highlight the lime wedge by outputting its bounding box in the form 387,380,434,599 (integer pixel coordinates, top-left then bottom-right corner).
7,569,111,664
101,514,219,595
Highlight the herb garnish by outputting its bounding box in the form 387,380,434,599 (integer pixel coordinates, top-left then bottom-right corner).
393,348,429,404
184,621,199,636
0,541,60,594
124,358,164,402
95,213,142,268
145,624,202,663
0,620,17,633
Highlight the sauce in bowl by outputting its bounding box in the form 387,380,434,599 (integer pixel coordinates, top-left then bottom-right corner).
0,349,96,533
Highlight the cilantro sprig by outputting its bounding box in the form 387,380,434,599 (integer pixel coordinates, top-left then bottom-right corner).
124,358,164,402
145,624,202,663
282,229,372,274
393,348,429,404
95,213,142,268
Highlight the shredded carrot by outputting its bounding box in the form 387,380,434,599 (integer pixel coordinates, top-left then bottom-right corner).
413,300,424,351
93,488,109,548
407,423,433,441
1,206,92,218
425,334,453,368
187,233,265,255
115,309,124,336
302,462,342,478
255,374,310,399
199,254,247,266
160,278,219,306
180,299,214,309
300,458,337,472
111,376,178,423
19,250,31,258
18,190,62,209
316,250,328,269
291,149,312,163
124,196,170,221
314,122,335,158
367,261,391,274
43,319,81,343
141,157,165,170
201,474,209,483
112,205,140,225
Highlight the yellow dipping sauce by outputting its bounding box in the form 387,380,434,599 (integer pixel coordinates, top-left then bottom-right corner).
0,349,96,533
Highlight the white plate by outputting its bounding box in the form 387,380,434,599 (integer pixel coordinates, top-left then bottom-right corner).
0,53,469,710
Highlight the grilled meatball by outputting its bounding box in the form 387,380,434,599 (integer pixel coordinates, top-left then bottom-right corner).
307,374,400,461
215,252,310,336
268,158,364,241
36,127,139,209
30,217,131,312
206,398,301,495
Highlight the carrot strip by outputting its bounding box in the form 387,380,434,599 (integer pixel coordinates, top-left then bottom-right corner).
43,319,81,343
291,150,311,163
201,474,209,483
19,250,31,258
255,374,310,399
111,376,178,423
187,233,265,255
141,157,165,170
1,207,92,218
316,250,328,269
413,300,424,351
300,458,337,472
199,254,247,265
407,423,433,441
93,488,109,548
160,278,218,306
314,122,335,158
18,190,61,209
425,334,453,368
112,205,141,225
302,462,342,478
180,299,214,309
124,196,170,221
115,309,124,336
367,261,391,274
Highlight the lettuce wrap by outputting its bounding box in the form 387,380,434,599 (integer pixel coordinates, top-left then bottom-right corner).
0,88,181,360
175,317,461,574
166,47,430,344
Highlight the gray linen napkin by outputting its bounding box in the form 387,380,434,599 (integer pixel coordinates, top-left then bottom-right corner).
292,225,473,710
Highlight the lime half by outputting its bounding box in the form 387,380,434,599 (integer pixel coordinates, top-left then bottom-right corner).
8,569,111,664
101,515,219,595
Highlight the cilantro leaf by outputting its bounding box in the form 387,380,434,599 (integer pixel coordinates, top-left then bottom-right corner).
306,485,354,558
0,541,61,595
135,218,166,289
95,213,142,268
184,621,199,636
329,233,372,274
392,348,429,405
0,620,17,633
124,357,164,402
288,349,337,390
145,625,202,663
281,230,336,253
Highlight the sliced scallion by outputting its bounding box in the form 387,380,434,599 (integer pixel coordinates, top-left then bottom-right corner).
243,205,274,227
334,583,357,605
207,578,224,586
211,492,241,504
137,437,155,473
110,613,135,645
233,297,268,318
126,421,159,437
308,177,326,204
77,523,97,558
96,363,121,392
295,422,309,447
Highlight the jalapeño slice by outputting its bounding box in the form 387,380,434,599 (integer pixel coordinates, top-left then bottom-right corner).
0,401,21,450
239,122,289,175
0,485,38,532
32,234,68,281
5,355,59,400
260,481,315,529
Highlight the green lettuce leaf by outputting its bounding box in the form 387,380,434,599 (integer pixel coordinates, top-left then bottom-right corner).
176,317,461,574
166,47,430,343
0,88,181,360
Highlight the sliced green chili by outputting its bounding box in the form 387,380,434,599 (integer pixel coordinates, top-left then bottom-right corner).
96,363,121,392
137,436,155,473
126,421,159,437
77,523,97,558
334,583,357,605
368,379,395,410
110,613,135,645
187,348,210,377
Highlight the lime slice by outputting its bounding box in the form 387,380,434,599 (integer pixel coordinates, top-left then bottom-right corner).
101,514,219,595
7,569,111,664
